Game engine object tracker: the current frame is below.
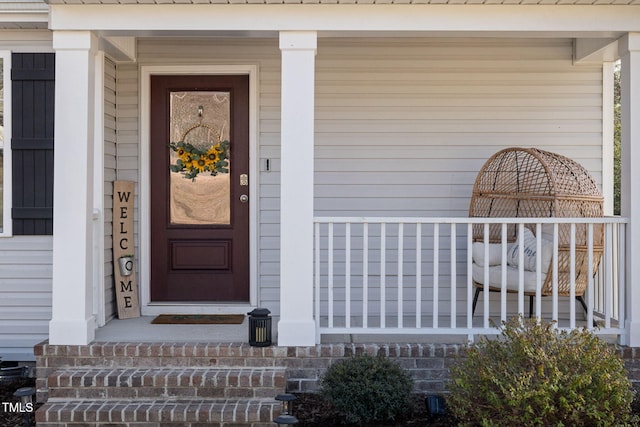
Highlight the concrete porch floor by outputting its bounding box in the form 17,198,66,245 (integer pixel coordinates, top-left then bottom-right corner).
93,316,471,344
94,315,254,342
93,315,606,345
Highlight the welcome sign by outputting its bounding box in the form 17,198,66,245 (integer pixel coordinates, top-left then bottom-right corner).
113,181,141,319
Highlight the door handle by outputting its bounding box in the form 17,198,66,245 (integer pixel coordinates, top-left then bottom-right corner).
239,194,249,203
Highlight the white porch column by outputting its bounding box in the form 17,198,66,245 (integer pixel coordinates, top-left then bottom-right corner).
620,33,640,346
49,31,98,345
278,31,317,347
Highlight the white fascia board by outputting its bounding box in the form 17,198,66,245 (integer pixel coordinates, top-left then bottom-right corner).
49,4,640,34
0,28,51,38
0,30,52,52
0,12,48,23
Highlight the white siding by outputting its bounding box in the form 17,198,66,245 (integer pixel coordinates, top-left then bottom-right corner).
130,37,603,318
0,236,52,361
309,38,603,320
0,33,53,361
111,62,139,321
103,57,117,322
312,38,603,217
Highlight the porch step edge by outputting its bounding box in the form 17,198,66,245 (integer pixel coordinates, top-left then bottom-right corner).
46,367,287,400
35,398,281,424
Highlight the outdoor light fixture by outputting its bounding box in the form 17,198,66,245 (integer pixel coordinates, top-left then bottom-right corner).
425,394,447,417
273,393,298,426
247,307,272,347
13,386,35,427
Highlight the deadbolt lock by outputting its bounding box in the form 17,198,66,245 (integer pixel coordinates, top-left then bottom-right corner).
240,174,249,186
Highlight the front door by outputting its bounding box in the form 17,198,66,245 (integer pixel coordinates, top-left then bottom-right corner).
150,75,249,302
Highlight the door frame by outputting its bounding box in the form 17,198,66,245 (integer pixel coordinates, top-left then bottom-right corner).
140,64,259,315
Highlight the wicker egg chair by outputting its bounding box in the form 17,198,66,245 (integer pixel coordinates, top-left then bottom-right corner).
469,147,604,317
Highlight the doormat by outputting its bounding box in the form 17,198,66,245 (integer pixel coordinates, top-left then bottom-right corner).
151,314,245,325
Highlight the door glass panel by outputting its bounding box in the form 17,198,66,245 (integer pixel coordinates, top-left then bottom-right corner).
169,91,230,225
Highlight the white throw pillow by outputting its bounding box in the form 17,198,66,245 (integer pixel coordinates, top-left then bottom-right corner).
507,227,553,273
472,242,508,266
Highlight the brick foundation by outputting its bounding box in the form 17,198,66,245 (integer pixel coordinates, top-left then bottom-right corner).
35,342,465,400
36,341,640,398
33,341,640,426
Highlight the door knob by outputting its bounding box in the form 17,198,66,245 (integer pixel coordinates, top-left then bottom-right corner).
239,194,249,203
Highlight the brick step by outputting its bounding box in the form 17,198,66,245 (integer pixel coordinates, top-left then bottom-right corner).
47,367,287,400
35,398,280,426
36,342,288,369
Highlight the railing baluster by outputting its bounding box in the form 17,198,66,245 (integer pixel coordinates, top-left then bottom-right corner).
467,223,474,331
483,223,490,329
416,223,422,329
619,223,626,335
569,224,576,329
363,223,369,329
345,223,351,329
552,223,559,322
587,223,594,329
314,221,321,339
517,223,525,317
501,223,508,322
535,223,542,321
433,223,440,328
398,223,404,329
612,223,619,321
381,223,386,329
328,222,334,329
450,223,457,329
605,223,613,329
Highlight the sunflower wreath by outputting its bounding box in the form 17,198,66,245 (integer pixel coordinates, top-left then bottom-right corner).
169,140,230,180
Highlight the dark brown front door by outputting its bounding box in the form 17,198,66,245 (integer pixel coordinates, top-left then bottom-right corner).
150,75,249,302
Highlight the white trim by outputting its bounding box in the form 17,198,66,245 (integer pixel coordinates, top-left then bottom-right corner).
0,51,11,237
49,30,98,345
140,64,259,315
93,51,105,327
49,4,640,35
277,31,317,346
602,61,615,216
620,32,640,346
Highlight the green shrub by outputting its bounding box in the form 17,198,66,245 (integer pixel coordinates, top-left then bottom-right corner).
447,316,637,426
320,354,414,425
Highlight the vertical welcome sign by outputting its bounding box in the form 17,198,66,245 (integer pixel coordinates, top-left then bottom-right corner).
113,181,141,319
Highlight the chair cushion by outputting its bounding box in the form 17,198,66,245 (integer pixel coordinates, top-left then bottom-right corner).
472,263,545,294
506,227,553,274
471,242,508,266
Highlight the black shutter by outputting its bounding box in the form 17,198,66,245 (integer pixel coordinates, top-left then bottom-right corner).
11,53,55,235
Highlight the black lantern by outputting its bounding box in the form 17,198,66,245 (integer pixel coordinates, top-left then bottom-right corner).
273,393,298,426
247,308,272,347
425,394,447,417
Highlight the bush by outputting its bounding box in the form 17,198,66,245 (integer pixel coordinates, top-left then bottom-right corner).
320,354,414,425
447,316,637,426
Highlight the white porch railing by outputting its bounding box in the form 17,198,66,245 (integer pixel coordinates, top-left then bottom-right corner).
313,217,628,342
